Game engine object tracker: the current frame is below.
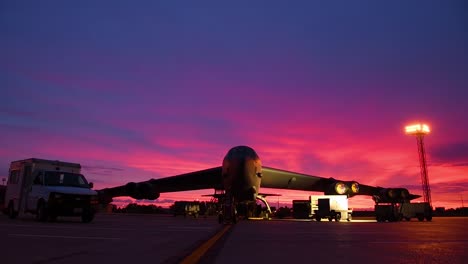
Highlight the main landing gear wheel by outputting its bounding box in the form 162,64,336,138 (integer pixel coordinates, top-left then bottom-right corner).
222,194,237,224
81,209,95,223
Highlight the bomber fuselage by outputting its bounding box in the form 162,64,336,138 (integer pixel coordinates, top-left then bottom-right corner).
222,146,262,202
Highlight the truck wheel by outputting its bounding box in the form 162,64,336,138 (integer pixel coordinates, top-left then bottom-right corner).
315,216,321,222
81,210,95,223
48,213,58,222
335,213,341,222
8,202,17,219
36,202,48,222
328,217,333,222
425,216,432,221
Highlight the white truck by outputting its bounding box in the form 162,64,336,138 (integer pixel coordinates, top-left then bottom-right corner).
4,158,98,223
311,195,352,222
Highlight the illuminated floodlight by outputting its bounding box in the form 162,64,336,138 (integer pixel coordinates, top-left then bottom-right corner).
405,123,430,135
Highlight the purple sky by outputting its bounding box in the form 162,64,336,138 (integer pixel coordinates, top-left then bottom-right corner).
1,1,467,209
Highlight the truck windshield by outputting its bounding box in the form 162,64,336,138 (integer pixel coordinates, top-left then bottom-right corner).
44,171,90,188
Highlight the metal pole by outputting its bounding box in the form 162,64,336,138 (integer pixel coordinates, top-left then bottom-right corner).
416,135,432,207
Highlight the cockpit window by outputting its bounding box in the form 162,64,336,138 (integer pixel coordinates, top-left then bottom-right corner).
225,146,259,160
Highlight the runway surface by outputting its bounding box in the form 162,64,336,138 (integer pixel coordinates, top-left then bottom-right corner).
1,214,467,264
212,217,468,264
0,214,221,264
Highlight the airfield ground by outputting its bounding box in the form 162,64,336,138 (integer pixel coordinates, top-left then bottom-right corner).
0,214,466,263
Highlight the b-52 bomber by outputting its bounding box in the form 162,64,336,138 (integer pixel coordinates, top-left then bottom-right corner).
98,146,419,223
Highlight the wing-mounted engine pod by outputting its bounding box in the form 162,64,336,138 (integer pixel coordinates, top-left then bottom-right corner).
145,191,160,200
125,182,138,196
326,181,356,196
125,182,160,200
376,188,412,203
387,188,397,198
137,182,160,200
386,188,409,199
325,181,360,196
400,188,410,199
334,182,348,195
97,190,114,204
349,181,360,195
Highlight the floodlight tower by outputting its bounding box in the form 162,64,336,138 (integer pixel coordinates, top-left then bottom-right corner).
405,123,432,207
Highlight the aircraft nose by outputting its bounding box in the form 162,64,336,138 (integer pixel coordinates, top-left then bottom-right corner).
224,156,261,201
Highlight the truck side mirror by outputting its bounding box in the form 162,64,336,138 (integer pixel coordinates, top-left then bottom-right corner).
89,182,94,189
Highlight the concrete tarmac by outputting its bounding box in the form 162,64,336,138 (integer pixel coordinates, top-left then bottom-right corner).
212,217,468,264
1,214,467,264
0,214,222,264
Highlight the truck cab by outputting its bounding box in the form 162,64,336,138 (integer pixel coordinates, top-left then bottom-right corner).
4,158,98,223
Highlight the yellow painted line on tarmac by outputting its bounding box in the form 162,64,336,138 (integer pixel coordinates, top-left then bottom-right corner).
180,224,232,264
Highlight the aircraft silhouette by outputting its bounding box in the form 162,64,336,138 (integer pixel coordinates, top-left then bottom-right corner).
98,146,419,223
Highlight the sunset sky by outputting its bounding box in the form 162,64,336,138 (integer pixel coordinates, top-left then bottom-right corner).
1,1,467,209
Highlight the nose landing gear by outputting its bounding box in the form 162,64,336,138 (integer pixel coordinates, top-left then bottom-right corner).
219,193,238,224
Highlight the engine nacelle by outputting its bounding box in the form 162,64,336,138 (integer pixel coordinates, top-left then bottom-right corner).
373,188,410,203
125,182,160,200
348,181,360,196
325,181,360,197
97,191,114,204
